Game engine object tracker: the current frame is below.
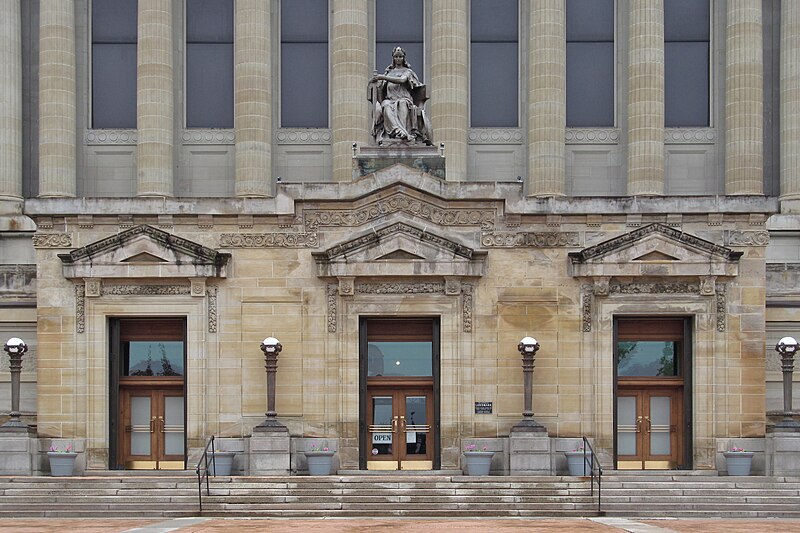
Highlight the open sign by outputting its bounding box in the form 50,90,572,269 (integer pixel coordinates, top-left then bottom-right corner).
372,433,392,444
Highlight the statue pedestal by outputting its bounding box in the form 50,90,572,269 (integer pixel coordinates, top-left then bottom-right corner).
766,429,800,476
0,427,35,475
509,425,551,475
353,146,444,180
248,426,291,475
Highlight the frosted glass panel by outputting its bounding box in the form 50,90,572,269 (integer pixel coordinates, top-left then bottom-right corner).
617,396,637,455
131,396,151,456
405,396,427,455
650,396,671,455
371,397,393,456
164,396,185,455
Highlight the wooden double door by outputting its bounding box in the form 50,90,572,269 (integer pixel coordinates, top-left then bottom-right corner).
617,382,683,469
367,382,434,470
120,380,185,470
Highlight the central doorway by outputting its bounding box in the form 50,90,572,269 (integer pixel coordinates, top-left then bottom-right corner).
360,318,440,470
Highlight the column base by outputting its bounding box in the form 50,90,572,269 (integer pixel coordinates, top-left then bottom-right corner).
509,428,551,475
248,432,291,475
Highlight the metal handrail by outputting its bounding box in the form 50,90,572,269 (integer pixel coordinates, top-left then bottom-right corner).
195,435,216,513
582,436,603,515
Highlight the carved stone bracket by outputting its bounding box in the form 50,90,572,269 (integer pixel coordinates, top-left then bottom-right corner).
220,233,319,248
327,284,338,333
85,279,101,298
32,233,72,248
207,288,218,333
699,276,716,296
481,231,580,248
716,284,727,332
191,278,206,297
725,230,770,246
338,277,354,296
593,277,610,296
445,277,462,296
75,284,85,334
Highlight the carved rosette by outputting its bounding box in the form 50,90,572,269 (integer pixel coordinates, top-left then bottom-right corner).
220,233,319,248
32,233,72,248
207,288,218,333
481,232,580,248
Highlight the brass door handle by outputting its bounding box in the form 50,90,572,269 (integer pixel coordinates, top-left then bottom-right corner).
636,416,643,433
150,416,157,433
158,416,165,433
391,416,398,432
644,416,652,433
399,416,406,432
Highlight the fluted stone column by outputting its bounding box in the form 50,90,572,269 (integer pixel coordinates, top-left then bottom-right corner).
137,0,173,197
725,0,763,195
331,0,369,183
235,0,271,196
627,0,664,196
527,0,566,196
39,0,76,198
781,1,800,207
0,0,22,210
431,0,468,182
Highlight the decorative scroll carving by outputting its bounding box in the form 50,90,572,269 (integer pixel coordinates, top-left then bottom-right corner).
207,288,218,333
101,285,191,296
181,129,235,144
565,128,620,144
327,285,338,333
85,129,137,144
468,128,524,144
716,284,727,332
220,233,318,248
75,284,85,334
582,285,593,332
664,128,716,143
32,233,72,248
462,283,473,333
305,194,495,230
481,231,580,248
725,230,770,246
275,128,332,144
356,282,445,294
609,281,700,294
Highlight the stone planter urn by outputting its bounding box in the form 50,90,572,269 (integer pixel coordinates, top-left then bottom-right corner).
208,451,237,476
463,450,494,476
47,452,77,477
305,450,335,475
565,451,593,476
723,451,754,476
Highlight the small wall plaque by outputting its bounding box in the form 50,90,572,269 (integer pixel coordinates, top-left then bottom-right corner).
474,402,493,414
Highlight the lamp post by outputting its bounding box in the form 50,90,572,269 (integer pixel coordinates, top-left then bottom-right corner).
775,336,800,430
254,337,287,432
511,336,545,432
2,338,28,430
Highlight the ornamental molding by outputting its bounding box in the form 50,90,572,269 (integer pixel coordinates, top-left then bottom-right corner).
207,288,218,333
220,233,318,248
275,128,332,144
725,230,770,246
462,283,473,333
32,233,72,248
327,284,338,333
182,129,235,144
85,129,137,145
716,283,727,332
767,263,800,272
664,128,716,144
468,128,524,144
75,284,85,334
581,285,593,332
304,192,496,230
101,285,192,296
355,282,445,294
320,222,474,260
481,231,580,248
565,128,620,144
609,281,701,294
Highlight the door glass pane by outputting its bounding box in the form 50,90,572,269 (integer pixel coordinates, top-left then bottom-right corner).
130,396,151,456
617,396,637,456
368,342,432,376
124,341,184,376
371,396,393,456
405,396,427,455
649,396,672,455
617,341,679,377
163,396,185,456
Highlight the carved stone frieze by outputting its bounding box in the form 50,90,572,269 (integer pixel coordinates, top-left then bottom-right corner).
101,285,192,296
664,128,716,144
181,129,235,144
468,128,524,144
219,233,319,248
481,231,580,248
462,283,473,333
275,128,332,144
565,128,620,144
327,285,338,333
85,129,137,144
207,288,218,333
305,194,495,230
609,281,701,294
355,282,445,294
75,284,85,334
582,285,593,332
725,230,770,246
32,233,72,248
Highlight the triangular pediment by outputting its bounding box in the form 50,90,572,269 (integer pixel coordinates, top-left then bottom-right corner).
59,225,230,279
313,222,486,278
569,223,741,279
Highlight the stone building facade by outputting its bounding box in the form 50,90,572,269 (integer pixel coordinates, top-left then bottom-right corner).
0,0,798,475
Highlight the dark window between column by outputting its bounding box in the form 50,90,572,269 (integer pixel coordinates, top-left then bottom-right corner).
92,0,137,129
376,0,424,75
665,0,710,127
